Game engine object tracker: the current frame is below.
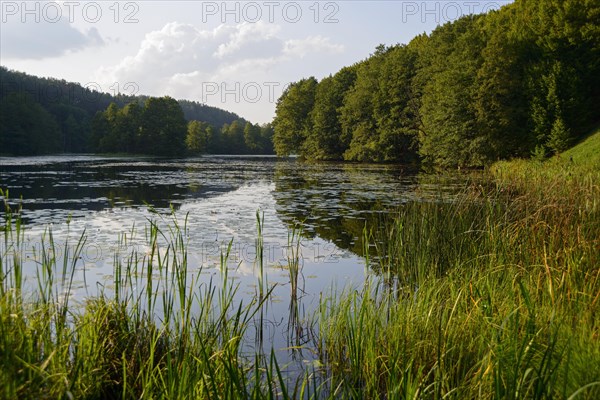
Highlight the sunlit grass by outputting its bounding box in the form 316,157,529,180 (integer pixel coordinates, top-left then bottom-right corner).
314,131,600,398
1,126,599,400
0,191,294,399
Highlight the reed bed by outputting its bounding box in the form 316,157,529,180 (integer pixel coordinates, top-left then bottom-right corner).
0,191,295,399
315,154,599,398
1,142,599,399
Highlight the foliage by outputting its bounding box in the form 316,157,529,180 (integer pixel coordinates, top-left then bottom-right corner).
2,131,598,397
315,131,600,397
0,93,62,155
92,97,186,156
0,67,248,155
272,77,318,156
91,100,275,156
272,0,600,167
185,119,274,155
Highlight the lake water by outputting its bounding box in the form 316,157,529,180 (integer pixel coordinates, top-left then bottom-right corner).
0,155,464,377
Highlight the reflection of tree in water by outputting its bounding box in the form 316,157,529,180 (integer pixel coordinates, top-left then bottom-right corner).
273,162,417,260
273,162,471,273
1,159,242,222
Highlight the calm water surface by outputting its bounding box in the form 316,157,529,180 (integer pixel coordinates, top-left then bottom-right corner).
0,155,465,376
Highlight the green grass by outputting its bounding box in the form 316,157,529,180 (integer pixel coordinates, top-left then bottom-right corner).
313,127,600,398
1,125,599,398
492,125,600,193
562,126,600,165
0,194,294,399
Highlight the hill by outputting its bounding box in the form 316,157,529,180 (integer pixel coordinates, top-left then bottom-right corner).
562,125,600,167
0,67,246,155
272,0,600,166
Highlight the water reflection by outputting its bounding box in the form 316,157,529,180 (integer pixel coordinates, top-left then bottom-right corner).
1,156,467,264
272,162,465,262
0,155,277,224
1,155,471,383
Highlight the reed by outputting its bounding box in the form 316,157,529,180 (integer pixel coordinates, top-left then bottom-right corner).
1,135,598,398
314,153,600,398
0,193,290,399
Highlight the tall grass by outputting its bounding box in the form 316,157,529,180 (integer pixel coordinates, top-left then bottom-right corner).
1,137,599,399
315,155,600,398
0,191,295,399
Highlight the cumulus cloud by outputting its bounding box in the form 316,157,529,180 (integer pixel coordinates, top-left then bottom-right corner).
0,18,105,59
283,36,345,58
213,22,281,59
93,20,345,122
95,21,344,97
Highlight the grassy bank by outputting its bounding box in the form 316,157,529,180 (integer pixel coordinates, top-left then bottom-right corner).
315,127,599,398
1,128,599,398
0,206,296,399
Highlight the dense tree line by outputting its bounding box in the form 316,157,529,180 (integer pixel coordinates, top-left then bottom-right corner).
273,0,600,167
186,119,274,155
179,100,248,130
92,99,274,156
0,67,255,155
91,97,187,156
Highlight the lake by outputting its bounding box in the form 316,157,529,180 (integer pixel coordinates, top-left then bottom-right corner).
0,155,465,376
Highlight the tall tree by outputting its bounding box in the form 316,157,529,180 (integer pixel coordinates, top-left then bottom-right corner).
341,47,386,162
304,66,357,160
221,120,245,154
259,123,275,154
417,16,487,168
372,45,419,162
272,77,318,156
244,122,262,153
117,102,142,153
139,97,187,156
186,120,209,154
0,93,61,155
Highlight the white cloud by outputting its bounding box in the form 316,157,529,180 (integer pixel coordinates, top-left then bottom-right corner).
213,22,281,59
283,36,345,58
93,21,344,122
96,21,344,89
0,18,105,59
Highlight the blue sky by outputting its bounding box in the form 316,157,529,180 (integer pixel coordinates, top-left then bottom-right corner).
1,1,511,123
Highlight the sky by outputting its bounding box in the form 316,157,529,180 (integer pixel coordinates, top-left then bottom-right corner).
1,0,511,124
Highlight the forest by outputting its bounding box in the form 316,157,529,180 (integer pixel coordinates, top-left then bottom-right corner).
0,67,273,156
273,0,600,167
91,99,273,156
2,0,599,164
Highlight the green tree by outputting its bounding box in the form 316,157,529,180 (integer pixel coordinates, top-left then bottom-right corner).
205,124,221,153
117,102,142,153
221,120,245,154
268,0,600,166
417,16,486,168
272,77,318,156
98,103,121,152
372,45,419,162
243,122,262,153
259,123,275,154
303,66,357,160
341,48,385,162
474,6,530,160
0,93,61,155
139,97,187,156
547,116,572,154
91,111,110,152
186,120,209,154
